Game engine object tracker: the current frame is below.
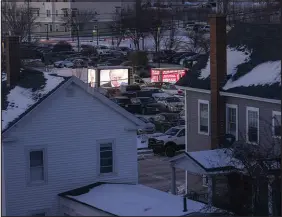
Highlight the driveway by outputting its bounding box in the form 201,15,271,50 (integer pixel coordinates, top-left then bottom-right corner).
138,155,186,194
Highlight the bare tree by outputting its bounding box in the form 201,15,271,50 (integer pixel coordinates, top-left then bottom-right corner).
208,118,281,215
185,30,210,53
108,10,125,47
61,9,96,52
1,2,38,41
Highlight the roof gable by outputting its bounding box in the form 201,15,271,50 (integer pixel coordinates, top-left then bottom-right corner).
2,75,145,135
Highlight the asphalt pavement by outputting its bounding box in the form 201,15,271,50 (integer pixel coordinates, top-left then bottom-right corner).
138,155,186,194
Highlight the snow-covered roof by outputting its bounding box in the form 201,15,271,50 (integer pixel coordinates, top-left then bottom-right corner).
176,23,281,100
2,70,146,134
187,148,244,170
61,183,225,216
2,70,67,132
170,148,244,174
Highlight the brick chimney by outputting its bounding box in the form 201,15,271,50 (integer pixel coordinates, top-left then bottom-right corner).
209,14,227,149
6,36,21,87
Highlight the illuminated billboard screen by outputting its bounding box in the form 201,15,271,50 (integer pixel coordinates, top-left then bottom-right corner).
87,69,96,87
151,69,186,83
100,69,129,88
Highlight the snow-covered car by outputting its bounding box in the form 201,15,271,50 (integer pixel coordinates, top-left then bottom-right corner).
114,47,131,56
136,116,156,134
159,96,184,112
152,92,171,102
179,110,185,120
161,84,184,96
96,45,111,55
137,134,149,149
148,125,185,157
54,60,74,68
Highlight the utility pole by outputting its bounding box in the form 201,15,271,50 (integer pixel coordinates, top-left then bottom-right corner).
157,0,161,68
135,0,141,50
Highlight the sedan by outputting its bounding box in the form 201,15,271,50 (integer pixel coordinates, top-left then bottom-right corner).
159,96,184,112
135,97,163,115
161,84,184,96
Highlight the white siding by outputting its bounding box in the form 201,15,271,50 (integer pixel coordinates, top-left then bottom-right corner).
3,83,138,216
59,197,113,216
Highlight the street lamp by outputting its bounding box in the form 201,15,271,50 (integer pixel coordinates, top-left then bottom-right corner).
45,24,49,40
157,26,161,68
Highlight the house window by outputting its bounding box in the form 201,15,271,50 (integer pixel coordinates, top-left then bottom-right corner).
272,111,281,138
29,150,45,182
100,143,113,174
49,24,52,32
198,100,209,135
46,10,50,17
56,25,59,32
64,26,68,32
62,9,68,17
226,104,238,140
56,10,58,16
246,107,259,144
202,175,208,187
37,10,40,16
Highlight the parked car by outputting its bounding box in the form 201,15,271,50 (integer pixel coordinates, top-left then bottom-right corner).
115,47,132,56
199,25,210,32
161,84,184,96
103,58,124,66
136,97,163,115
136,89,163,98
165,52,188,63
148,125,185,157
179,110,185,120
110,96,141,114
158,96,184,112
136,116,156,134
96,45,111,55
146,82,171,89
152,92,171,102
148,112,182,132
120,84,141,98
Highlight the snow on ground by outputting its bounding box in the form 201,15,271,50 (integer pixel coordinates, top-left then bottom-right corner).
200,47,251,79
137,135,149,149
188,148,244,170
223,60,281,90
2,73,65,131
2,72,7,81
68,183,221,216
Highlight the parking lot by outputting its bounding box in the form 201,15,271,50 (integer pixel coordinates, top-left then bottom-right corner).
138,155,186,194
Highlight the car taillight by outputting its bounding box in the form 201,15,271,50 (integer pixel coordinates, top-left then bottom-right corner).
178,90,183,94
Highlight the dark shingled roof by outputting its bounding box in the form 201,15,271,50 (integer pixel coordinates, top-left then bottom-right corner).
176,23,281,100
2,69,70,133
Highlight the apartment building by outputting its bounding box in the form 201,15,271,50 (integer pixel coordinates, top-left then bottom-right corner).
14,0,133,38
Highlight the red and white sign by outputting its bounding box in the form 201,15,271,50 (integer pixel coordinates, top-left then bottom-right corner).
151,69,186,83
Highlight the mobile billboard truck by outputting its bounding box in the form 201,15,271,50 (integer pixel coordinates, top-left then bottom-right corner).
150,68,187,83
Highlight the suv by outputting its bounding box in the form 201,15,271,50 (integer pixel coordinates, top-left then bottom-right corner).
148,126,185,157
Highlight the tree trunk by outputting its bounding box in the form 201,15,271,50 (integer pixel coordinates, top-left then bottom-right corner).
76,27,80,52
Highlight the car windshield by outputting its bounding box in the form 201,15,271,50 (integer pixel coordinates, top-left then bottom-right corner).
117,98,131,104
139,97,156,104
165,128,180,136
166,97,181,102
137,117,150,123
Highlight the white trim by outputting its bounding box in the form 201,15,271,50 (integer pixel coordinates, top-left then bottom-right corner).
202,174,208,187
185,90,188,153
198,99,210,136
246,107,260,145
175,85,211,94
272,111,281,138
174,86,280,104
226,104,239,141
220,91,280,104
96,139,117,178
26,146,48,186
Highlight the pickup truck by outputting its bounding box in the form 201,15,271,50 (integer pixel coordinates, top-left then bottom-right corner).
148,125,185,157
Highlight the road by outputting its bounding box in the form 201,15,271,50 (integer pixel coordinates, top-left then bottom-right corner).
138,155,186,194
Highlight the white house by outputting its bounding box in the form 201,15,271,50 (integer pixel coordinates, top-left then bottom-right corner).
1,73,146,216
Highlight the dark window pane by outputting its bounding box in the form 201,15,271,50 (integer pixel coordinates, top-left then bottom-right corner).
30,151,43,167
275,126,281,137
248,127,258,143
100,166,113,173
100,150,112,158
200,125,208,133
100,158,113,167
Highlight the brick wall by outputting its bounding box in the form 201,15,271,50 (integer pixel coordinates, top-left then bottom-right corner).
209,14,227,149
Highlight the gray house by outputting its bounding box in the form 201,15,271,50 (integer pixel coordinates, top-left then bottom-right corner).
174,16,281,215
1,70,146,216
